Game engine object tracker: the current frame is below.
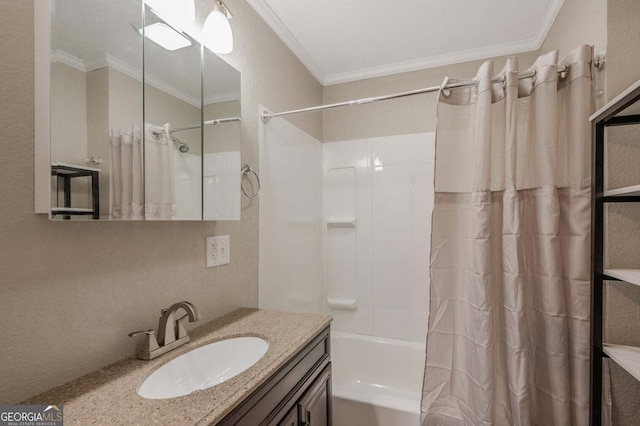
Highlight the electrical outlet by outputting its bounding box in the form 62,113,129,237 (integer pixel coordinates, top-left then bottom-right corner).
206,235,230,268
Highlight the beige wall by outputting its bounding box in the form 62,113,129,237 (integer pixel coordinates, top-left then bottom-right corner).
541,0,607,58
0,0,321,403
604,0,640,424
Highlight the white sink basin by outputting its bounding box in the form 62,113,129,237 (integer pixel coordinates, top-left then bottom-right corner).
137,336,269,399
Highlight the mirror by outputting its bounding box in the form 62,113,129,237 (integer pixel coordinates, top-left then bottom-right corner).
47,0,241,221
202,48,241,220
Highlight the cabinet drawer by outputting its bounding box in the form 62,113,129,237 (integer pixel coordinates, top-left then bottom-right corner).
219,327,330,425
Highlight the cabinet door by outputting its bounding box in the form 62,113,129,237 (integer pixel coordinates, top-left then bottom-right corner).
299,365,332,426
278,406,298,426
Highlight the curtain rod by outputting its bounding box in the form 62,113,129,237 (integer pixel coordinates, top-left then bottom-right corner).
171,116,241,133
261,63,585,123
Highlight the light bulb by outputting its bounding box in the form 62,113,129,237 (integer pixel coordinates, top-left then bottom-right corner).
202,8,233,54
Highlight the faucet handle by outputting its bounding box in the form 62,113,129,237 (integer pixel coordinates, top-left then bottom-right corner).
128,329,160,360
176,314,190,339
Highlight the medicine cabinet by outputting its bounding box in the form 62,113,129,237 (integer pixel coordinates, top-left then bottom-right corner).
35,0,242,221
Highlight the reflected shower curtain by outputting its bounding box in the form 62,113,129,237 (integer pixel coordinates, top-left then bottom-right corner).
143,124,176,220
110,125,143,220
110,124,175,220
421,45,594,425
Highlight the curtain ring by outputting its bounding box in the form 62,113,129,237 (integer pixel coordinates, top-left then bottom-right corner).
559,63,570,80
241,163,260,199
439,76,451,99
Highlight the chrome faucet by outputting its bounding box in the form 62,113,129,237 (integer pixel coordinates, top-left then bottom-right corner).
129,301,200,360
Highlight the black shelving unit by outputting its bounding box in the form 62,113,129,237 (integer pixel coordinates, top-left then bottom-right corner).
51,163,100,220
590,79,640,425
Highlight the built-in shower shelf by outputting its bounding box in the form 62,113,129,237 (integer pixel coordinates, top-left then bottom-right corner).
603,269,640,287
326,298,358,310
326,218,357,227
603,344,640,382
603,185,640,198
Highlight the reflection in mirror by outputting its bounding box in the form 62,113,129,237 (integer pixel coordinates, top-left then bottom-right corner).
50,0,143,220
203,48,241,221
143,5,202,220
48,0,242,221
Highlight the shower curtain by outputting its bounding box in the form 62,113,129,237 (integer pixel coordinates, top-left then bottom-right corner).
110,125,143,220
143,123,176,220
421,45,595,425
110,124,175,220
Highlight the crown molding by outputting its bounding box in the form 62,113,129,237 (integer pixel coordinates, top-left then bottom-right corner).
50,49,202,108
83,56,109,72
324,38,540,86
246,0,325,84
50,49,86,71
247,0,565,86
204,90,240,105
105,54,201,107
533,0,565,48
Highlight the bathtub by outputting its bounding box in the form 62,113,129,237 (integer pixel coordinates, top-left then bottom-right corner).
331,332,425,426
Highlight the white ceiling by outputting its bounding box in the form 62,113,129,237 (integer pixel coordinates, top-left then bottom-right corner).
248,0,565,85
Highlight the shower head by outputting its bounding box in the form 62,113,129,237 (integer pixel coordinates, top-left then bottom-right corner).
172,136,189,153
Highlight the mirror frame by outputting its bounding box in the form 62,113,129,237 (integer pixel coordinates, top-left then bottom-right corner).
34,0,51,215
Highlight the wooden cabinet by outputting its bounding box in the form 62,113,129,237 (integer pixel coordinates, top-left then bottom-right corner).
278,407,298,426
276,364,331,426
297,365,331,426
219,327,332,426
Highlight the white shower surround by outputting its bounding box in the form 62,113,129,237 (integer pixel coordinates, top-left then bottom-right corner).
259,106,434,423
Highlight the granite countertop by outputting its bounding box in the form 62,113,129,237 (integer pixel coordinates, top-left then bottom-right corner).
23,308,332,425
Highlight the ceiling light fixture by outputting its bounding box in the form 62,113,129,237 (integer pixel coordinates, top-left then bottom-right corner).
202,1,233,54
140,23,192,51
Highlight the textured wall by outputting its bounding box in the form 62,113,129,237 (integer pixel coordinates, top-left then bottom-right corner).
604,0,640,424
541,0,607,58
0,0,321,403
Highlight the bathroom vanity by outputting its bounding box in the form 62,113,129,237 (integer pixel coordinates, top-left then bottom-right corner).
23,309,332,425
219,325,331,425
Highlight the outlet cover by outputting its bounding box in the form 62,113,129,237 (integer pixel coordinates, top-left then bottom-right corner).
206,235,230,268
